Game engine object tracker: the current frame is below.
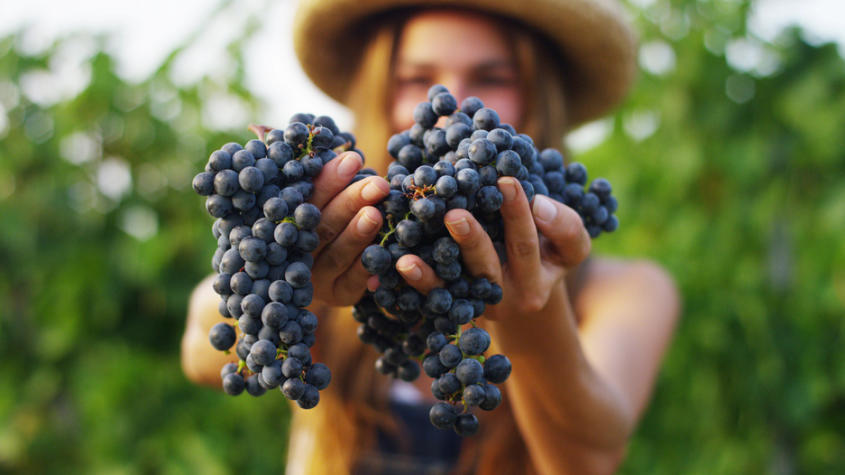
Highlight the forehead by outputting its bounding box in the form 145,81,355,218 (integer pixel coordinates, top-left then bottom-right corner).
395,9,514,67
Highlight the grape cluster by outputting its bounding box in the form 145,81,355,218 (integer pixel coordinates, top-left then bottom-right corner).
354,85,619,435
192,114,357,408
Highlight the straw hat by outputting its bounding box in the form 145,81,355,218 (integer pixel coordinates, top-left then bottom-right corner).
293,0,637,127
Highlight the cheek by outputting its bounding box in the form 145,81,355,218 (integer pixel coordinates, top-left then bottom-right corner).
476,90,522,128
391,88,423,132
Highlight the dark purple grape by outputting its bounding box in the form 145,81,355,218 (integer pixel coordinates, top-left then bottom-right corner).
460,96,484,117
209,323,236,350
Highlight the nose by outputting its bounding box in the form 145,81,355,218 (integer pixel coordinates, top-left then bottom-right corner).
437,76,468,105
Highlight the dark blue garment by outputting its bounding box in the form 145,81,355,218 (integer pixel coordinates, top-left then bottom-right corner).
354,400,463,475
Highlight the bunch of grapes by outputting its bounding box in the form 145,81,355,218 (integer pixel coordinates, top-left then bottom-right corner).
191,115,358,408
354,85,619,435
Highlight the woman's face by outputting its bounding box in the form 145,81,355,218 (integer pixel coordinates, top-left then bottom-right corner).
391,10,522,132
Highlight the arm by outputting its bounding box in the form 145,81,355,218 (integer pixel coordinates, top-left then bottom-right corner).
488,260,678,474
575,259,680,437
181,274,238,387
393,177,679,474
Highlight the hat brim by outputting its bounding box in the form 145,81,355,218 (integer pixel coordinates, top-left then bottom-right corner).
293,0,637,128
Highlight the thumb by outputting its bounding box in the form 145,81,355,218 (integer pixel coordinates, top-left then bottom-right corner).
531,195,591,268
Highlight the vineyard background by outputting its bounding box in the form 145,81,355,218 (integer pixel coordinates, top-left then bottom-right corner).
1,0,843,473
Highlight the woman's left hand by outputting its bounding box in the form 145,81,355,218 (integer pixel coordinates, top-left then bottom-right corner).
382,176,592,318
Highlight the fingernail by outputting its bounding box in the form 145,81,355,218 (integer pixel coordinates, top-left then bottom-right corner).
532,195,557,223
361,179,385,201
357,210,379,234
337,153,361,178
397,262,422,281
367,275,381,292
445,216,470,236
499,178,518,202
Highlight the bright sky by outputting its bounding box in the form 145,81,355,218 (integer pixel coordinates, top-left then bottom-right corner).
1,0,844,135
0,0,350,128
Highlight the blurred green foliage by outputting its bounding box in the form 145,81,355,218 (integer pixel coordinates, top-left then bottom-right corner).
0,17,290,474
0,0,843,473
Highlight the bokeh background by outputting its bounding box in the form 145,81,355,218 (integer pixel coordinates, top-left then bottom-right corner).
1,0,843,473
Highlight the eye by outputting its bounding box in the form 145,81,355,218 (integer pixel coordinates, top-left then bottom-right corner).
396,75,431,87
476,75,516,87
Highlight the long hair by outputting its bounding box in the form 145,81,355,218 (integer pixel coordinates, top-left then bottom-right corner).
289,10,570,475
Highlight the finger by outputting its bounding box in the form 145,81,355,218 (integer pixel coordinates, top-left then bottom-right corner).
395,254,444,294
332,253,379,305
443,209,503,284
532,195,591,268
309,151,364,209
498,177,542,286
312,206,383,304
366,275,380,292
314,175,390,254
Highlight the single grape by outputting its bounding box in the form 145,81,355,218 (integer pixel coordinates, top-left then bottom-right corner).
483,354,512,384
250,339,277,366
454,413,479,436
439,344,462,368
222,373,245,395
480,384,502,410
460,96,484,117
281,377,306,400
462,384,486,406
285,261,311,288
209,323,236,351
362,245,392,275
293,203,321,230
429,402,457,430
413,102,438,128
472,108,500,131
458,327,490,355
305,363,331,390
245,374,267,397
282,356,303,378
455,358,484,385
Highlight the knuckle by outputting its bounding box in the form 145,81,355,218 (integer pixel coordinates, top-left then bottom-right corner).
344,150,363,163
344,192,365,214
520,292,546,313
316,222,339,243
322,249,348,272
464,225,488,246
507,237,538,260
481,262,502,284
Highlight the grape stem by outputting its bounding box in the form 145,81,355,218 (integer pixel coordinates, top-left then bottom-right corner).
378,215,401,247
248,124,273,142
279,216,299,228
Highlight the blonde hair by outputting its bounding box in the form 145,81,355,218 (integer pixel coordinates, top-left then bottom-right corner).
290,9,570,475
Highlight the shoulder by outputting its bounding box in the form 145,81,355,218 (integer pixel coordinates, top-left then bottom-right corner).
185,274,224,330
182,274,231,385
584,257,677,293
574,257,680,325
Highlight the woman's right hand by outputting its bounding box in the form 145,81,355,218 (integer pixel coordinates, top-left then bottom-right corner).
307,151,390,307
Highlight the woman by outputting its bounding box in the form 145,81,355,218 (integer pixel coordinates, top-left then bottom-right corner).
182,1,680,473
